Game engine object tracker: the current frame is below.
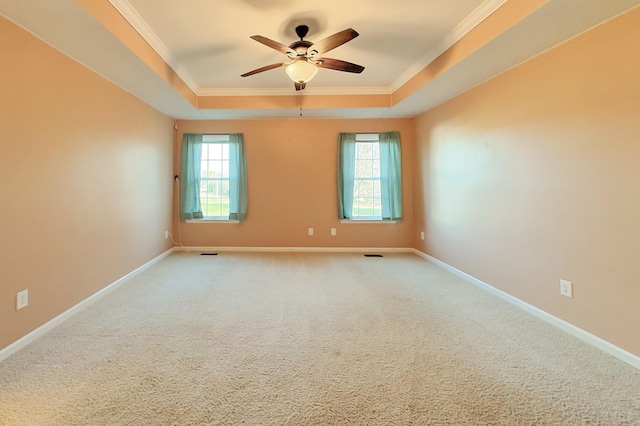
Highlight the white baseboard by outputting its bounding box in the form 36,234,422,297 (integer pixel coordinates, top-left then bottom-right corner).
6,246,637,371
177,246,413,254
411,249,640,370
0,248,176,363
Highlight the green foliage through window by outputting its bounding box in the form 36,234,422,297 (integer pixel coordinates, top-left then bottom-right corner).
200,137,230,218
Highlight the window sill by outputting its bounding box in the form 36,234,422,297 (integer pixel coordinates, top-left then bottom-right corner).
185,219,240,224
339,219,398,224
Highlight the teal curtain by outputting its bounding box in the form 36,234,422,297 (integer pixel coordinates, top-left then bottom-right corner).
379,132,402,220
228,133,248,221
179,133,204,220
338,132,402,220
337,133,357,219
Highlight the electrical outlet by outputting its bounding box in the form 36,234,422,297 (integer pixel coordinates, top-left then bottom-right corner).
308,228,314,236
17,289,28,310
420,231,425,240
331,228,336,236
165,230,170,239
560,279,573,298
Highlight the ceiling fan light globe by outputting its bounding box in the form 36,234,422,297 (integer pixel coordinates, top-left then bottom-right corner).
286,60,317,83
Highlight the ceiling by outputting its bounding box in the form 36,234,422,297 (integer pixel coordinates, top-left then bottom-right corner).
1,0,639,119
123,0,487,92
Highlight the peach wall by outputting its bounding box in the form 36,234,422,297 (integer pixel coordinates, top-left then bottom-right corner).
393,0,548,105
76,0,197,107
414,8,640,356
175,118,415,248
197,94,391,110
0,17,174,350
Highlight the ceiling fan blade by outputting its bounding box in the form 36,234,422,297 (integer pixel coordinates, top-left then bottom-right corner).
315,58,365,73
241,62,285,77
294,82,306,91
308,28,359,57
250,35,295,57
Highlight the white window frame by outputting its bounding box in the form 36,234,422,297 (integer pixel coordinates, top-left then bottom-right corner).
350,133,383,221
187,134,236,222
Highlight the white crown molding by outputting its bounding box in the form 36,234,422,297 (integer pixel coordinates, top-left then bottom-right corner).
108,0,200,93
411,249,640,371
108,0,390,98
390,0,508,93
197,85,392,97
110,0,508,99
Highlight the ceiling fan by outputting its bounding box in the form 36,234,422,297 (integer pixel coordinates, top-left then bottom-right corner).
241,25,365,91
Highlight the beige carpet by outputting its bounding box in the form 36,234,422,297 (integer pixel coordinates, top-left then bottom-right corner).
1,252,639,425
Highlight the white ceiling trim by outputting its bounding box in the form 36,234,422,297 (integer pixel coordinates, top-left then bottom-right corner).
389,0,508,92
108,0,200,93
107,0,396,97
197,86,393,97
4,0,638,120
108,0,507,99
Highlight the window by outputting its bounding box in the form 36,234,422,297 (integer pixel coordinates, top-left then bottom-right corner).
352,134,382,219
338,132,402,221
180,134,247,221
200,136,230,219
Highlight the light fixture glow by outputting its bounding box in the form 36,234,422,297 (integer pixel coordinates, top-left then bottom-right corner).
285,60,318,83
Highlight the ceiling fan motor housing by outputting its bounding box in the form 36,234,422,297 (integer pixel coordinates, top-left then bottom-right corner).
241,26,364,91
289,40,313,57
